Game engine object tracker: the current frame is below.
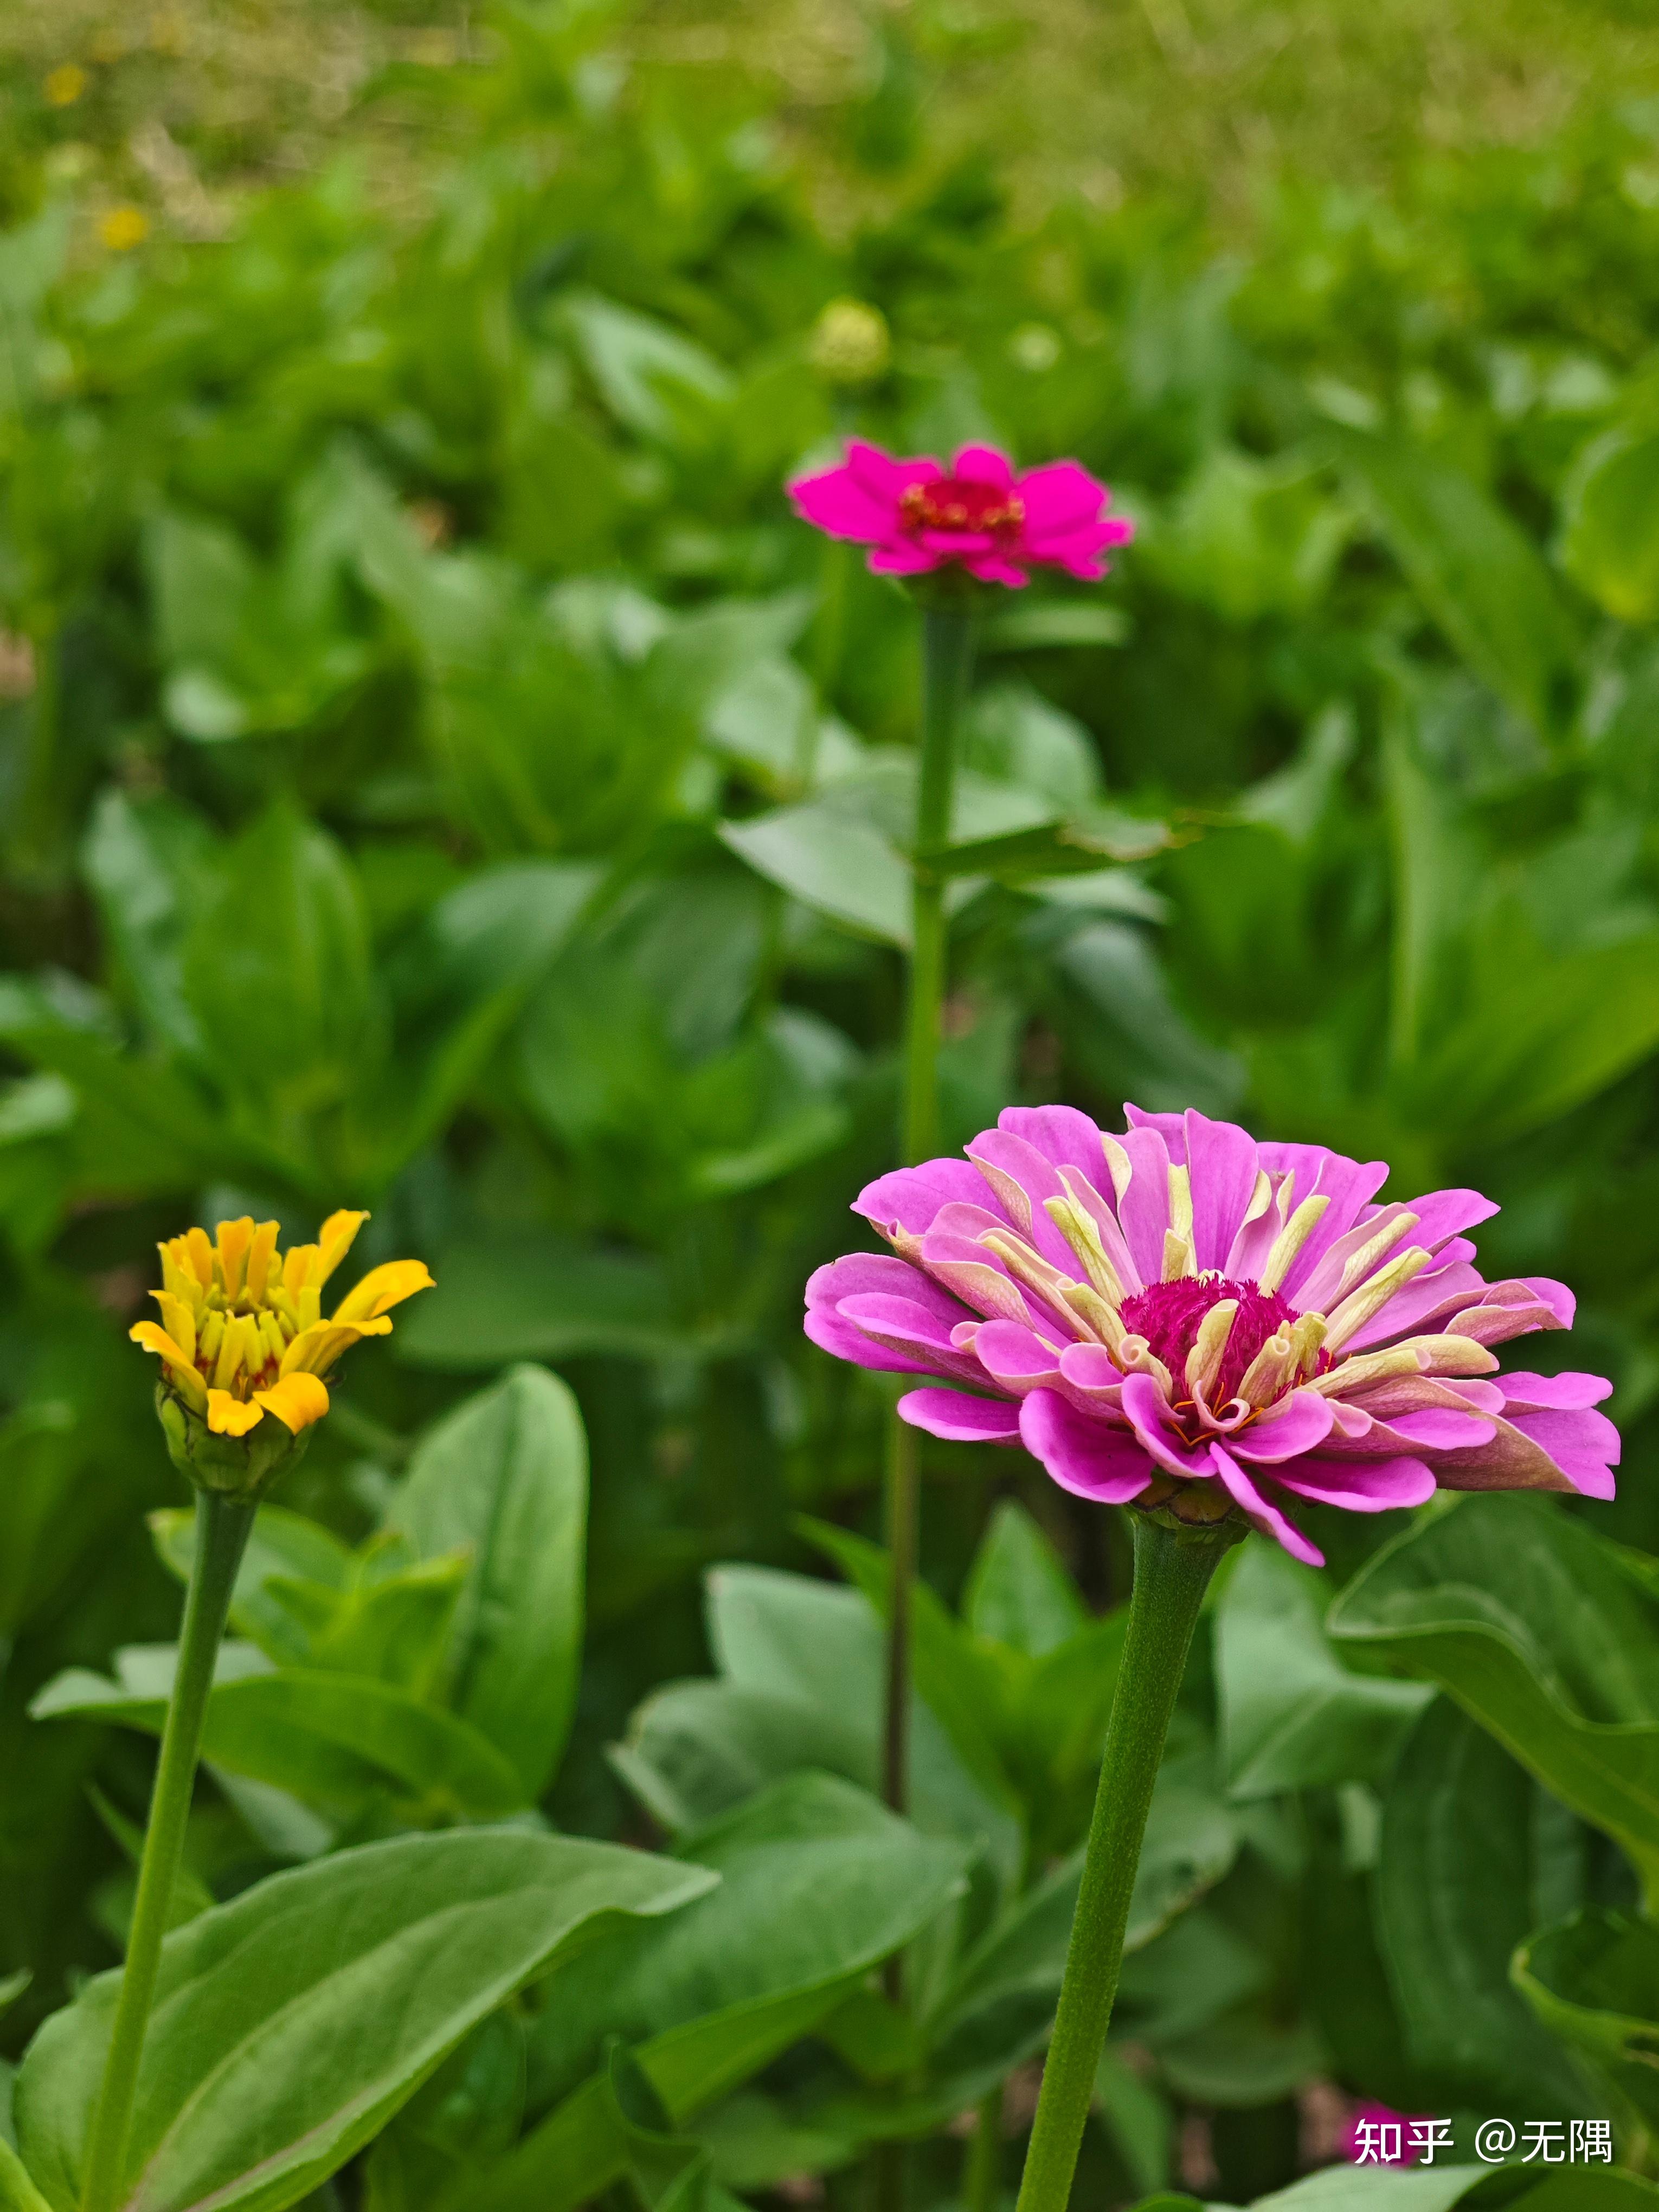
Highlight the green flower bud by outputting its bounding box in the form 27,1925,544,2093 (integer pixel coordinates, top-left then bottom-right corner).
153,1384,314,1501
809,299,891,388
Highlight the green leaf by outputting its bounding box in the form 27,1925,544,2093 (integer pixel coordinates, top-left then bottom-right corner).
0,2137,51,2212
1327,426,1577,735
394,1234,683,1368
14,1829,714,2212
1377,1699,1591,2112
1216,1541,1431,1798
923,802,1174,884
31,1657,530,1825
1328,1497,1659,1904
718,805,912,946
389,1366,588,1798
1560,423,1659,625
473,1776,964,2212
1243,2175,1498,2209
150,1504,353,1668
980,602,1130,652
962,1501,1088,1658
1514,1907,1659,2132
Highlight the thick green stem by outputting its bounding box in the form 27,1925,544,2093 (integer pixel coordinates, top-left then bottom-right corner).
80,1493,255,2212
964,2087,1002,2212
1013,1515,1237,2212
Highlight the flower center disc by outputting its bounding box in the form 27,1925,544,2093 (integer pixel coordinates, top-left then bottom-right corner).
1118,1276,1300,1405
899,477,1025,538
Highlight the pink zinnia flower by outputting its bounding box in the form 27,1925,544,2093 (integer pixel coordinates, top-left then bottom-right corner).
804,1106,1618,1566
788,440,1133,588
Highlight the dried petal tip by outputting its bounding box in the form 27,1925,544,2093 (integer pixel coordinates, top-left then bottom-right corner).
132,1210,433,1498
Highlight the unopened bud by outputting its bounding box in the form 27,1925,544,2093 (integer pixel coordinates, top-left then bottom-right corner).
809,299,890,387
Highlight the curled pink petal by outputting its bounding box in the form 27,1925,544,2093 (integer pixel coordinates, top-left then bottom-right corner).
1272,1456,1438,1512
899,1387,1023,1444
1020,1390,1154,1504
1211,1442,1324,1566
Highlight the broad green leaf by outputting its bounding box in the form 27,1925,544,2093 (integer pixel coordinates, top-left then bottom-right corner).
718,805,912,946
1514,1907,1659,2133
1243,2175,1500,2209
963,1501,1087,1658
559,294,734,447
1560,423,1659,625
0,2137,50,2212
617,1566,1022,1887
150,1505,353,1668
1216,1541,1431,1798
1329,1497,1659,1903
1377,1700,1590,2112
14,1829,714,2212
1328,426,1577,735
390,1365,588,1797
263,1551,468,1700
31,1658,529,1825
473,1776,965,2212
80,791,213,1062
923,803,1173,884
394,1234,682,1368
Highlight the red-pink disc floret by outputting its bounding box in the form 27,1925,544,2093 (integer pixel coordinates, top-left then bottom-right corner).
1118,1276,1307,1404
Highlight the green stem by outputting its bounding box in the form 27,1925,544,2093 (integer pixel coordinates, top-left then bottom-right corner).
964,2087,1002,2212
1013,1515,1237,2212
882,601,974,1832
80,1493,255,2212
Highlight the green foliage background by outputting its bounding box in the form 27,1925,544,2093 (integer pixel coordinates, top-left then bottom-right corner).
6,2,1659,2207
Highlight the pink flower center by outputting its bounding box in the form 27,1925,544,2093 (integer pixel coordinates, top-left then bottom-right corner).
1118,1276,1302,1405
899,477,1026,539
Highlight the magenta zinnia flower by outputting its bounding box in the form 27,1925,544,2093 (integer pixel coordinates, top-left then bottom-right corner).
805,1106,1618,1566
788,440,1133,588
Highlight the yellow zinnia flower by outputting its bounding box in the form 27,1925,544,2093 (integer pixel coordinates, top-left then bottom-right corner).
132,1210,432,1442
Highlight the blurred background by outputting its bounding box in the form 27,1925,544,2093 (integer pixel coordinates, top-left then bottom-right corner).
6,0,1659,2201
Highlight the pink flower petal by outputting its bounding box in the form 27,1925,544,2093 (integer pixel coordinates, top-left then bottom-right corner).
1498,1371,1613,1413
973,1319,1065,1395
996,1104,1114,1181
1120,1370,1216,1476
1182,1108,1263,1274
1252,1142,1391,1298
1271,1455,1438,1512
869,543,947,575
788,466,895,542
899,1387,1022,1443
806,1251,970,1328
952,443,1016,489
845,440,939,501
1113,1123,1175,1288
854,1160,988,1240
804,1307,933,1374
1228,1388,1336,1463
1013,459,1108,538
1506,1406,1621,1500
964,555,1030,587
1210,1441,1324,1565
1019,1388,1154,1503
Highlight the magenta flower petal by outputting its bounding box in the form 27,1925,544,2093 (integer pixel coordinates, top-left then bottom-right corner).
1182,1109,1263,1273
1017,460,1111,537
1211,1442,1324,1566
900,1387,1023,1443
1113,1123,1176,1287
1272,1456,1438,1512
845,440,940,500
787,467,896,542
1119,1371,1217,1477
854,1159,989,1242
1227,1388,1336,1462
804,1306,934,1374
1020,1389,1154,1503
869,543,949,575
1496,1371,1612,1413
953,443,1016,490
973,1319,1065,1396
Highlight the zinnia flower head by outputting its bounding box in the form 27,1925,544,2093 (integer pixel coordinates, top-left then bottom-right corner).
788,440,1133,589
133,1212,432,1493
805,1107,1618,1566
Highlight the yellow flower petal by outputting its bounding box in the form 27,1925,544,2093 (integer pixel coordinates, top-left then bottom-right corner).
283,1243,320,1294
329,1259,435,1327
130,1321,209,1412
216,1217,255,1298
212,1312,253,1392
151,1290,197,1363
207,1390,263,1437
253,1372,330,1434
279,1316,391,1378
316,1210,370,1287
185,1226,216,1288
245,1219,281,1304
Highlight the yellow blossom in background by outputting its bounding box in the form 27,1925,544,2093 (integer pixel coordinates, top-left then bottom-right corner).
132,1211,433,1440
99,205,151,252
44,64,88,107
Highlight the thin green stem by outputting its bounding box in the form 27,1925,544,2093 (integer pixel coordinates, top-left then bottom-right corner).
901,604,975,1169
964,2087,1002,2212
1013,1515,1237,2212
80,1493,255,2212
